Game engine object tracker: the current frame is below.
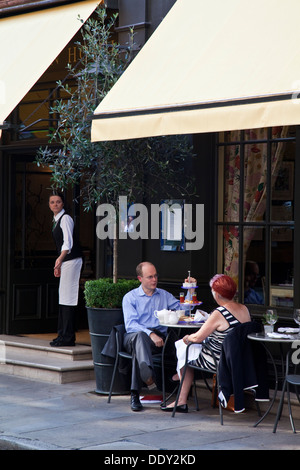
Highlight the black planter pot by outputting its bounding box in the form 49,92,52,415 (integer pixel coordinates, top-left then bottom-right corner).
87,307,130,395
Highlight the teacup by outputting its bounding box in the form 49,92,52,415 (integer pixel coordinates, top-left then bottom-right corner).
166,311,179,325
175,310,185,320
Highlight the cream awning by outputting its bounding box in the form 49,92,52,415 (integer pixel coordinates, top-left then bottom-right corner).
0,0,101,136
91,0,300,142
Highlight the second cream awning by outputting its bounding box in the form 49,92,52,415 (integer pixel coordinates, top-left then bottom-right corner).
0,0,101,135
92,0,300,142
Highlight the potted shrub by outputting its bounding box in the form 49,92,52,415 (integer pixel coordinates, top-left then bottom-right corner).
84,278,139,394
84,278,139,310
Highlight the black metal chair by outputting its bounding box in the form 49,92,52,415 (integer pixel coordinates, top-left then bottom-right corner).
273,348,300,433
107,324,177,404
171,341,223,422
171,322,265,422
107,324,132,403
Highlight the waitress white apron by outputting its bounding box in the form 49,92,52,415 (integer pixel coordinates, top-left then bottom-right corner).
59,258,83,306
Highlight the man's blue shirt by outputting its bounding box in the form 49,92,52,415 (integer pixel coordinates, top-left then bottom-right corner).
122,284,180,336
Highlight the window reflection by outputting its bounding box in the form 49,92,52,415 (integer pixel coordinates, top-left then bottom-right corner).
244,227,265,306
218,126,295,308
244,260,264,305
271,227,294,307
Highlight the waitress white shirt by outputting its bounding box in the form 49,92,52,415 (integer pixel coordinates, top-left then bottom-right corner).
54,209,74,253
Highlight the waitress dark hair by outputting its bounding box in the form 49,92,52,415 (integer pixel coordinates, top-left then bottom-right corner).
49,191,65,204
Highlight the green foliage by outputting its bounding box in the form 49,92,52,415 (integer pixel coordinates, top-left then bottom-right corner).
35,6,195,282
35,6,194,211
84,277,140,308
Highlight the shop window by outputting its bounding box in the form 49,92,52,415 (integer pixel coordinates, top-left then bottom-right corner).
217,127,295,308
15,84,74,141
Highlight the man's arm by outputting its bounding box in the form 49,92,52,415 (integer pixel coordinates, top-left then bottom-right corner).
149,332,164,347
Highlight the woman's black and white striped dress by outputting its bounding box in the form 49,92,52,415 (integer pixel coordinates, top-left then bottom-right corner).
191,306,240,372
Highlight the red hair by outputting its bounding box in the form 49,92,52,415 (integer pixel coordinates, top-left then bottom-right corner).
210,274,237,300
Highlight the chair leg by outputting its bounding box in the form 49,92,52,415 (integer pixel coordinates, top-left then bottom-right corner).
254,400,262,418
216,375,223,425
287,382,296,433
161,355,166,405
172,362,189,418
161,329,175,405
273,379,287,433
193,379,199,411
171,372,198,414
163,384,179,406
107,356,119,403
212,379,218,408
295,383,300,403
218,400,223,425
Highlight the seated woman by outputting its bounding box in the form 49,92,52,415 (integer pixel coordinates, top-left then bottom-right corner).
161,274,251,413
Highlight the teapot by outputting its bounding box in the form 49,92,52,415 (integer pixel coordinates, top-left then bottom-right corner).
154,309,169,323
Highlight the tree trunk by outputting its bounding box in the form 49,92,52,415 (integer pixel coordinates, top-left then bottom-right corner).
113,227,118,284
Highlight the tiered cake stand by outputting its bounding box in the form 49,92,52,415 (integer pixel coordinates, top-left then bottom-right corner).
180,284,202,316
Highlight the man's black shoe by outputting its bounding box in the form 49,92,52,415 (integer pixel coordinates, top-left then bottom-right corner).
131,391,143,411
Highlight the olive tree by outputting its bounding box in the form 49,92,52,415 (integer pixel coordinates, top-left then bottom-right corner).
36,7,194,282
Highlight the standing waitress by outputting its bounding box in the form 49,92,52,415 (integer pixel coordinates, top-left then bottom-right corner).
49,192,83,347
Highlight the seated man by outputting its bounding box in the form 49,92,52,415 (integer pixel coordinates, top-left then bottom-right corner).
122,261,194,411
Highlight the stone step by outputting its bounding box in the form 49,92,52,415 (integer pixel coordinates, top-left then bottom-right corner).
0,335,92,361
0,335,95,384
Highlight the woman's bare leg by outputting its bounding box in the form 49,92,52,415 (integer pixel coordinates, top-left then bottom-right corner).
167,366,194,407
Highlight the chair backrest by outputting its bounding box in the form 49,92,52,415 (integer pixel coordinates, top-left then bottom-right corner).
101,323,126,358
286,347,300,377
220,321,262,383
113,324,126,353
219,321,264,412
114,324,126,336
222,320,261,352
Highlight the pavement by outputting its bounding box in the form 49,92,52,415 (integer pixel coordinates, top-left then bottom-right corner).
0,373,299,453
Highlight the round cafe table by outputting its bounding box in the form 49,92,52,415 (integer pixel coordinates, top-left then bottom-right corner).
160,321,204,329
247,331,299,428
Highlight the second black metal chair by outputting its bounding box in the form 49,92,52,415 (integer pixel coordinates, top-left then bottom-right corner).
107,324,177,404
171,321,266,422
273,348,300,433
107,324,132,403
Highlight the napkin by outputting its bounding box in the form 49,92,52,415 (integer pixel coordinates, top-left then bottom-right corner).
278,327,300,334
194,309,209,322
175,339,202,377
267,332,295,339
